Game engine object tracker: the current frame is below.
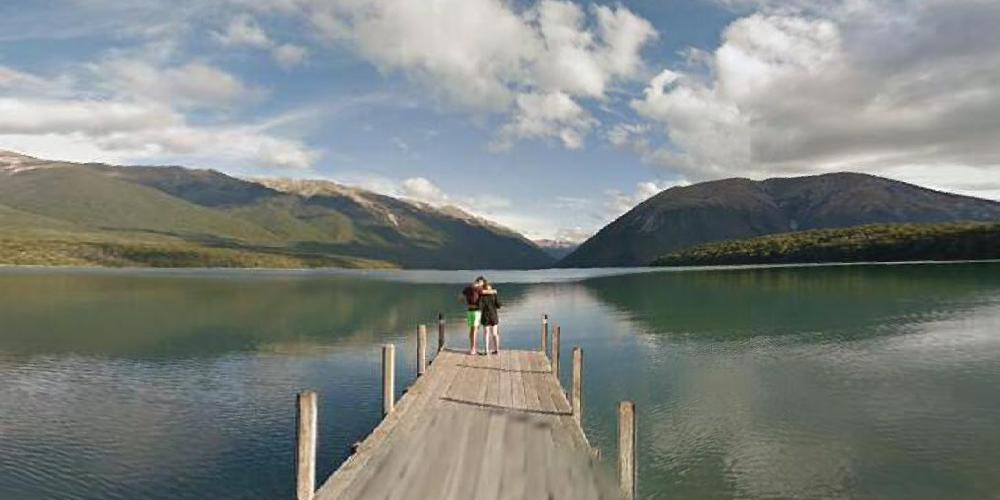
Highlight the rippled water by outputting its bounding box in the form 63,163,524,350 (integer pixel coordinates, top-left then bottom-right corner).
1,263,999,499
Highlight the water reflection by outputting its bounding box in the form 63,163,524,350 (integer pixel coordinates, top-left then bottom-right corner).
0,272,537,357
583,263,1000,340
1,263,999,499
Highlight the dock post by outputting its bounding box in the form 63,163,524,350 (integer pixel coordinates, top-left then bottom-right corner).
417,325,427,376
296,391,317,500
572,347,583,425
541,314,549,355
382,344,395,416
618,401,636,500
552,325,561,377
437,313,445,353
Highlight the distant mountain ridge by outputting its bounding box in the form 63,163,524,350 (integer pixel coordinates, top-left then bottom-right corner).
0,151,553,269
559,172,1000,267
533,239,581,260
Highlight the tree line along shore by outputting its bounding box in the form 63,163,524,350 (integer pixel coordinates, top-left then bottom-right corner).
653,222,1000,267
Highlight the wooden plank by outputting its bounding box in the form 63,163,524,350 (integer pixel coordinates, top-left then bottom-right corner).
473,410,508,500
438,313,446,353
510,349,526,412
296,391,317,500
519,357,550,500
499,350,514,410
383,344,395,416
541,314,548,355
497,408,528,500
444,408,491,500
316,349,616,500
552,325,561,379
572,347,583,426
417,324,427,376
316,350,463,499
387,409,453,499
528,352,558,416
619,401,636,500
484,349,501,408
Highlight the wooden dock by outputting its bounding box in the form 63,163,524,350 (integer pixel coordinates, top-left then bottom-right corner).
296,316,636,500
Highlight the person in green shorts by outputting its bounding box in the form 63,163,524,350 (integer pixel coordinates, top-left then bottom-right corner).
459,276,494,355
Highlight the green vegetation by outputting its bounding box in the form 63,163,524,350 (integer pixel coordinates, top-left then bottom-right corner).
0,154,554,269
0,234,396,269
652,222,1000,267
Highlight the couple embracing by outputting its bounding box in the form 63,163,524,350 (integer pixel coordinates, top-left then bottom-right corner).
459,276,502,355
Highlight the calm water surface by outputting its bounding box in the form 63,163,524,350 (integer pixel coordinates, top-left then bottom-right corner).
1,263,999,499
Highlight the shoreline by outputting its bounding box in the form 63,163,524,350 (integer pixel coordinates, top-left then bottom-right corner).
2,258,999,276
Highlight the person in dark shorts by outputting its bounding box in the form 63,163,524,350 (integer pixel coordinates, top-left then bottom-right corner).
479,279,502,354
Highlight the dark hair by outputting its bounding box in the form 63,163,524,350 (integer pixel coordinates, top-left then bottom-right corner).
481,279,491,289
475,275,486,283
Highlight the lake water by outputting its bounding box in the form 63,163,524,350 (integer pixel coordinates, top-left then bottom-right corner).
1,263,999,499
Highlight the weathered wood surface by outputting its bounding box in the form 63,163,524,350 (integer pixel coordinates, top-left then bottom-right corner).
618,401,636,500
316,349,618,500
297,391,317,500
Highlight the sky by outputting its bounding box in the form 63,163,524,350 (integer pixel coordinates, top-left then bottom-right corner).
1,0,999,241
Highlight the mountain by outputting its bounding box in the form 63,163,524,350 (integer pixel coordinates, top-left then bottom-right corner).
559,172,1000,267
533,239,580,260
0,151,554,269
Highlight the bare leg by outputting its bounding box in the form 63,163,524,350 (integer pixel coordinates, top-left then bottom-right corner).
469,324,477,355
492,325,501,354
482,325,490,355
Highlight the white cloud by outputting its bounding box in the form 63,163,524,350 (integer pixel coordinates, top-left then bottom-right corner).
93,124,319,169
606,122,649,148
214,13,272,48
0,61,318,169
292,0,657,150
96,58,261,109
400,177,449,205
0,66,48,90
553,226,592,243
605,179,689,217
492,91,598,151
214,13,309,69
272,43,308,69
0,98,176,135
630,0,1000,193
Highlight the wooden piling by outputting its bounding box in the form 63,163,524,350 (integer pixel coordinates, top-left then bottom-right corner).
417,325,427,376
572,347,583,426
382,344,395,416
437,313,446,353
552,325,561,377
541,314,549,355
618,401,636,500
296,391,317,500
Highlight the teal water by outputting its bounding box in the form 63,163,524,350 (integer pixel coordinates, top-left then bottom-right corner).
1,263,999,499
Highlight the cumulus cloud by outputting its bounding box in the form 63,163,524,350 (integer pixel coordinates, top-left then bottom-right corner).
293,0,656,149
272,43,309,69
214,13,309,68
213,13,272,48
605,180,689,217
0,98,176,135
0,62,318,169
630,0,1000,191
400,177,450,205
492,91,598,151
95,59,261,109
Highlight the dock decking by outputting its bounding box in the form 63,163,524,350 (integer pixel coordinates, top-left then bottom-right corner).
313,348,619,499
295,316,636,500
